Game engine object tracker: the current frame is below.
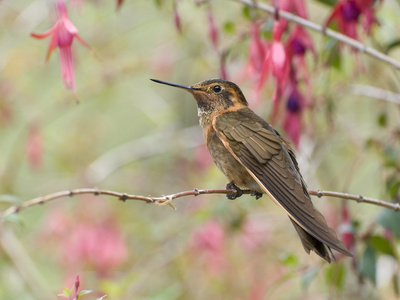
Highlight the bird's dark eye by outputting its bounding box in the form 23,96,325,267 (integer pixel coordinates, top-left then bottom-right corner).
213,85,222,93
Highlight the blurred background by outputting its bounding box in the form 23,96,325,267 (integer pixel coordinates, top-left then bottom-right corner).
0,0,399,299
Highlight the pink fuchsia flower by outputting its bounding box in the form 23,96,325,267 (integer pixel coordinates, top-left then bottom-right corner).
64,221,129,276
276,0,308,31
31,0,91,94
26,122,43,170
73,276,80,300
41,208,129,277
356,0,382,35
277,0,307,18
282,76,306,146
338,202,355,253
173,1,182,34
116,0,124,11
258,21,290,104
189,220,226,274
286,25,315,58
286,25,316,95
248,22,267,76
325,0,378,39
240,217,271,251
220,52,228,80
208,10,219,49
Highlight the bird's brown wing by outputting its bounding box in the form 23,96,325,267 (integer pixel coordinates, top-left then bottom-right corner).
213,109,351,257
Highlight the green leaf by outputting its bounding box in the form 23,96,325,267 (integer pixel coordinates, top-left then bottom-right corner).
377,208,400,238
314,0,337,6
279,253,298,267
385,39,400,53
378,111,387,127
96,296,107,300
78,290,93,299
242,6,251,20
386,175,400,199
394,274,399,296
261,19,273,40
325,40,341,70
383,147,400,168
301,268,318,290
153,0,162,7
358,245,376,284
369,235,393,255
58,287,73,298
325,263,345,290
223,22,236,34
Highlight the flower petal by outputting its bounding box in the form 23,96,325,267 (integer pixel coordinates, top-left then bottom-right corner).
62,18,78,34
46,32,59,61
59,47,75,91
30,24,57,39
74,33,91,50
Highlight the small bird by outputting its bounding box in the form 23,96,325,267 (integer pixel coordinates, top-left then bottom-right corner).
151,78,352,262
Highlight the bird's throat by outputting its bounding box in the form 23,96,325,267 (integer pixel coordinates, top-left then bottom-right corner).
197,103,217,128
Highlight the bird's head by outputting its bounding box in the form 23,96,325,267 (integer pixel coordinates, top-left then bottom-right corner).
151,78,248,120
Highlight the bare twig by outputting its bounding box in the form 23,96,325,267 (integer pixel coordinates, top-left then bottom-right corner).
85,125,204,184
349,84,400,105
308,189,399,212
233,0,400,70
1,188,398,220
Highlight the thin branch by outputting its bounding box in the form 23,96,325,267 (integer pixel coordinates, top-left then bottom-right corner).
85,125,204,184
308,189,399,212
1,188,398,220
233,0,400,70
349,84,400,105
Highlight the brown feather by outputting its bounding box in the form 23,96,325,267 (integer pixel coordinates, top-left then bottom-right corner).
213,108,352,261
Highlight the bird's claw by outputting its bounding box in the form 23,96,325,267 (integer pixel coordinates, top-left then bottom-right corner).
226,182,243,200
251,192,263,200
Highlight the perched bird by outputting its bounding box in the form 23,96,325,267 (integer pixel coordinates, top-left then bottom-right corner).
151,78,352,262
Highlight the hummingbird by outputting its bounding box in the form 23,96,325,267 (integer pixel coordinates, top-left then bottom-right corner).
151,78,352,262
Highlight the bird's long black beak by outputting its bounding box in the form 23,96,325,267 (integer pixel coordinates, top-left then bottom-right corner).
150,79,198,91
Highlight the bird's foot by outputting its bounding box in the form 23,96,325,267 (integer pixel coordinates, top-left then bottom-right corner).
226,182,243,200
251,192,263,200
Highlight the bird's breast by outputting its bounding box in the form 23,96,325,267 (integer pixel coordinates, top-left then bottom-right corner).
205,127,261,193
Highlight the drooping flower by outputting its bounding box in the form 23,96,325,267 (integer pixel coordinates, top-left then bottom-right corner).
282,76,306,146
220,50,228,80
248,22,266,75
116,0,124,11
208,10,219,49
325,0,379,39
31,0,91,94
173,1,182,34
286,25,315,59
278,0,308,18
276,0,308,31
258,20,290,104
286,25,316,94
338,202,355,252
